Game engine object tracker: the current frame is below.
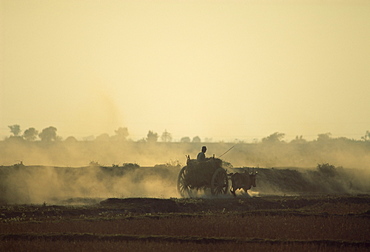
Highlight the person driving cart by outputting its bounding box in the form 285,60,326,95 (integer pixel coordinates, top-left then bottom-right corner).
197,146,207,161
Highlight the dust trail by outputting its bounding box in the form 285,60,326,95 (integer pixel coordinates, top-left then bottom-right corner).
0,165,181,204
1,139,370,169
238,165,370,197
1,163,369,205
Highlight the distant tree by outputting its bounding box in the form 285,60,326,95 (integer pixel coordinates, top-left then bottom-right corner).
161,130,172,142
204,137,213,143
136,138,146,143
64,136,78,143
361,130,370,141
335,136,352,142
112,127,129,141
192,136,201,143
8,124,21,136
95,133,110,142
82,135,95,141
180,136,191,143
317,133,331,142
146,130,158,143
262,132,285,143
290,135,307,144
23,127,38,141
39,126,58,142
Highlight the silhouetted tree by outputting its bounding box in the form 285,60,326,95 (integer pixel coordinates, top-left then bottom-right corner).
23,127,38,141
290,135,307,144
8,124,21,136
262,132,285,143
65,136,78,143
146,130,158,143
39,126,58,142
180,136,191,143
192,136,201,143
361,130,370,141
317,133,331,142
112,127,129,141
161,130,172,142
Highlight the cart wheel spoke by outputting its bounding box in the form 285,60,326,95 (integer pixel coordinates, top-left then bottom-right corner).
211,168,229,196
177,166,195,198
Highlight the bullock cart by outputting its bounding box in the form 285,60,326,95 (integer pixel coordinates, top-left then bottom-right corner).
177,157,229,197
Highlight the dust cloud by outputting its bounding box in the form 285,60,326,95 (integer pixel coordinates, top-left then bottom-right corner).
0,164,181,204
0,138,369,204
1,163,369,205
250,165,370,197
1,139,370,169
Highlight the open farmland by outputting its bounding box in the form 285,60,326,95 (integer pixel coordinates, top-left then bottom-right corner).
0,165,369,251
0,196,369,251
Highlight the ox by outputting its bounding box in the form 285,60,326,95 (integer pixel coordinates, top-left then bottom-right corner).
229,170,257,197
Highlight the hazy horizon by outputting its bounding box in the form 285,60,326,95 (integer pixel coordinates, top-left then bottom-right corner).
1,124,369,143
1,0,369,143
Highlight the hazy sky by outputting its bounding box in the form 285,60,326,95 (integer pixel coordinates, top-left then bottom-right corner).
1,0,369,142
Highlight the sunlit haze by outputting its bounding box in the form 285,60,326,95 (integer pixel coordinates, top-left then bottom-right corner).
1,0,369,142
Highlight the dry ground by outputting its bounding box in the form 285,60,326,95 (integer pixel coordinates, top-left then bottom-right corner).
0,195,369,251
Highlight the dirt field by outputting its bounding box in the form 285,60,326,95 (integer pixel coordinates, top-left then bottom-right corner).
0,195,369,251
0,165,369,251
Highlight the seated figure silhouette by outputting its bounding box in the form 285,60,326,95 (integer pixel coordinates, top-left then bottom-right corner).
197,146,207,161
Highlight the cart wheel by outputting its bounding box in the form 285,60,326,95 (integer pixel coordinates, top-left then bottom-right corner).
177,166,193,198
211,168,229,195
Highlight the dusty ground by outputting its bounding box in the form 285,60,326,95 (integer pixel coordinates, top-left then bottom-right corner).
1,164,369,204
1,194,369,251
1,195,369,221
1,164,369,251
0,164,369,219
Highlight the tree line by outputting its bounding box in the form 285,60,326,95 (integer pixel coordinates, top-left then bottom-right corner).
4,124,370,144
5,125,202,143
